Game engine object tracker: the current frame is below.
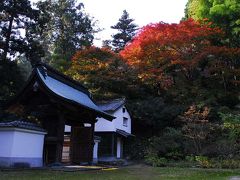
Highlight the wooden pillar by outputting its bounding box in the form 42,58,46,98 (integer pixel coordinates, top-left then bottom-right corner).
111,134,115,157
90,119,96,164
70,123,84,164
55,111,65,163
117,137,121,159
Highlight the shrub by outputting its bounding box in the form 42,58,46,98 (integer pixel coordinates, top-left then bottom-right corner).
124,138,148,160
145,152,168,167
143,127,185,167
195,156,213,168
220,159,240,169
185,155,195,162
145,128,184,160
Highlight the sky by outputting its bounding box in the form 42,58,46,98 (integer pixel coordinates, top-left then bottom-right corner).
32,0,188,46
80,0,188,46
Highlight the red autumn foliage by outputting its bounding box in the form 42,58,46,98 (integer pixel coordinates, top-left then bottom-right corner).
120,19,240,90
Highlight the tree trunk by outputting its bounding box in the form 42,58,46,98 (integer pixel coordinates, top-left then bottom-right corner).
2,15,14,61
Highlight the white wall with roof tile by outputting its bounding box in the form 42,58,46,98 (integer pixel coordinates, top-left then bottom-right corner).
0,128,46,167
95,105,131,134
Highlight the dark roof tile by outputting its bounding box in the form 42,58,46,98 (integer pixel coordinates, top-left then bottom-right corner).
116,129,134,137
0,120,46,132
97,98,125,112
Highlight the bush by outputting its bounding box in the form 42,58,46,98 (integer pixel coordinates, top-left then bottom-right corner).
145,153,168,167
142,127,186,167
195,156,213,168
124,138,148,160
185,155,195,162
220,159,240,169
144,128,184,160
193,156,240,169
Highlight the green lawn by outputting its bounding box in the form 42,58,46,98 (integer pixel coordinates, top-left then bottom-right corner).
0,165,240,180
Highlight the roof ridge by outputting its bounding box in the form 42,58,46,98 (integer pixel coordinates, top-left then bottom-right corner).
35,62,91,97
97,97,126,104
35,67,115,121
97,98,126,112
0,120,46,132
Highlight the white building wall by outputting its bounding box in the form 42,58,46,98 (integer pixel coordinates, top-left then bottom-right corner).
95,113,115,132
64,105,132,134
64,125,71,132
113,106,131,134
95,106,131,134
11,130,45,158
0,131,14,157
0,128,46,167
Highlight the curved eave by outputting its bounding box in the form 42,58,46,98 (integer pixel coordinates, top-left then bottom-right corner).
35,69,115,121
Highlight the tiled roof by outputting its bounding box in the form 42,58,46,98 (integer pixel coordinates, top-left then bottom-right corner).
0,120,46,132
94,135,101,141
35,64,114,121
97,98,125,112
116,129,134,138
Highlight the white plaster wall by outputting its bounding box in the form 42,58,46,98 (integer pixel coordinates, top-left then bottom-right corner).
95,114,115,132
64,124,91,133
0,128,46,167
11,130,45,158
113,106,131,134
0,131,14,157
64,125,71,132
95,106,131,134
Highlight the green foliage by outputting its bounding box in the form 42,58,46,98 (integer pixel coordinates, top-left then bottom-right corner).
195,156,240,169
220,112,240,125
139,106,240,166
124,138,148,160
0,0,43,62
110,10,138,52
36,0,96,70
195,156,213,168
16,55,32,80
145,154,168,167
1,166,240,179
185,0,240,46
144,128,184,165
185,155,195,162
0,61,25,111
219,159,240,169
219,112,240,141
128,97,184,136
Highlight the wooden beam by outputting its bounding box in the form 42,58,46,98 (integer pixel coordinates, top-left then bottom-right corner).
90,120,95,164
111,134,115,157
55,110,65,163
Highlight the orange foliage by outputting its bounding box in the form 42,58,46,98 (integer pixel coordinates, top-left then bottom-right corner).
66,46,133,99
70,46,123,75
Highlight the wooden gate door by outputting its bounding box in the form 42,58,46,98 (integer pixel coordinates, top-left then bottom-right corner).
70,127,93,164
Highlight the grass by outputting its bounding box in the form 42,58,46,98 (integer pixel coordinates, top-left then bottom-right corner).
0,164,240,180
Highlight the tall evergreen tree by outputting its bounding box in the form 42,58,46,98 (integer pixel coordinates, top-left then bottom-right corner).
0,0,39,113
36,0,96,70
0,0,42,62
110,10,138,52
